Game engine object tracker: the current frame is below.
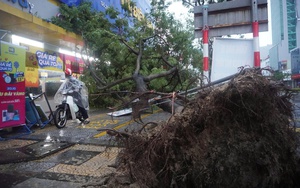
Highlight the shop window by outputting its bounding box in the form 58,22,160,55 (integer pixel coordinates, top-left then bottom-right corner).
26,86,42,96
39,70,64,98
45,82,63,98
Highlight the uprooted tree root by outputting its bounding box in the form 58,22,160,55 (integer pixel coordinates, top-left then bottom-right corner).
100,69,300,188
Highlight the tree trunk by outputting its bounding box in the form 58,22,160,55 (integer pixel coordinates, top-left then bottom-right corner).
133,73,184,114
155,98,184,114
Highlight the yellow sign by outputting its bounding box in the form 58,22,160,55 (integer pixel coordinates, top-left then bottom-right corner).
0,42,26,83
21,43,64,72
25,67,39,87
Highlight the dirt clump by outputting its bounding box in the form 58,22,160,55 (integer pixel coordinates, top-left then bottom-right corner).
96,69,300,188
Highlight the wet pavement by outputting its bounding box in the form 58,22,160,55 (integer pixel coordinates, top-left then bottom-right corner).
0,108,171,188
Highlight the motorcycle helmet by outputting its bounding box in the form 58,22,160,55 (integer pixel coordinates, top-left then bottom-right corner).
65,68,72,76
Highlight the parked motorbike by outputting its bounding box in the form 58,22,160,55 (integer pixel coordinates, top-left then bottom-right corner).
53,77,89,128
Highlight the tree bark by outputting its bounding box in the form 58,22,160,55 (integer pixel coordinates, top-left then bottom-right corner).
133,73,184,114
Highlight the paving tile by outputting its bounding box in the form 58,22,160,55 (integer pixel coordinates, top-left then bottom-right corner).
72,144,106,152
46,149,100,165
0,161,57,173
46,147,119,177
12,177,83,188
0,173,29,188
0,109,169,187
0,139,37,150
35,171,99,184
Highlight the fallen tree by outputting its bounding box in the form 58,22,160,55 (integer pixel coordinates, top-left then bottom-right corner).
93,68,300,188
51,1,203,114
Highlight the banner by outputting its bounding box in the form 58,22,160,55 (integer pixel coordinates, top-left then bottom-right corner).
20,43,64,72
0,41,26,128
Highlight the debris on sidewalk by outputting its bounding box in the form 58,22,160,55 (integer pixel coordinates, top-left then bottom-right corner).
107,108,132,117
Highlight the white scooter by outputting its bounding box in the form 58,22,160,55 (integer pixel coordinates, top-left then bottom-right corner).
54,89,85,128
53,77,89,128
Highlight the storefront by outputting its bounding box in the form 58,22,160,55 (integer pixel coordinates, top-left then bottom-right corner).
0,0,84,128
0,0,151,128
18,40,85,97
0,37,85,128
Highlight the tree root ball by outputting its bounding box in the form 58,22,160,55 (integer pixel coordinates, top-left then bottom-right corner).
103,69,300,188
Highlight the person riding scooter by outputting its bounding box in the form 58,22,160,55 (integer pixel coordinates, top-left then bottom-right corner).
55,68,90,125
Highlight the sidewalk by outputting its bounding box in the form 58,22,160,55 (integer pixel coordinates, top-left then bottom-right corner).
0,107,171,188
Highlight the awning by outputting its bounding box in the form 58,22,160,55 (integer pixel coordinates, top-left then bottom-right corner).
0,2,84,51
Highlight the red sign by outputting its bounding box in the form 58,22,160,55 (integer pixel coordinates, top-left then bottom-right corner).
61,54,85,74
292,74,300,79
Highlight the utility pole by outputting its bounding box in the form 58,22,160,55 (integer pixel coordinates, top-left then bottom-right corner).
202,4,209,82
252,0,261,67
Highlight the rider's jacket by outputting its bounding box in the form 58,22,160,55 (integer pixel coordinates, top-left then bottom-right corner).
54,76,89,110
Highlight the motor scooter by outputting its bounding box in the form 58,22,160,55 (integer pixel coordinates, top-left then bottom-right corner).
54,89,84,128
53,78,89,128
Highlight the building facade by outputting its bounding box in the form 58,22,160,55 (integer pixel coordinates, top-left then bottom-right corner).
270,0,299,87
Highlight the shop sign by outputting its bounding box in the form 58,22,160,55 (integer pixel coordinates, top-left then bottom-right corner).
291,74,300,79
120,0,144,21
6,0,35,14
36,50,63,71
7,0,29,8
0,41,26,128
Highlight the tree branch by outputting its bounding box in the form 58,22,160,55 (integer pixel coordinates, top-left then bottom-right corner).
80,46,107,86
119,38,139,55
182,0,195,7
134,39,143,74
161,55,174,68
87,64,107,85
97,76,133,90
142,34,158,42
145,67,178,82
